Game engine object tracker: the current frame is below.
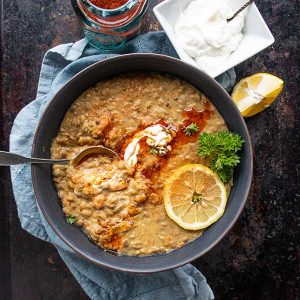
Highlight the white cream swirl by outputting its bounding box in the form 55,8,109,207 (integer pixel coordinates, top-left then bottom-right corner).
124,124,173,167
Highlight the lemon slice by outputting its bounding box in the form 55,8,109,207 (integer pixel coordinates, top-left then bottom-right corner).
232,73,284,117
163,164,227,230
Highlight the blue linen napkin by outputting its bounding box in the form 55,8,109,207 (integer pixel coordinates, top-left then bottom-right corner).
10,32,235,300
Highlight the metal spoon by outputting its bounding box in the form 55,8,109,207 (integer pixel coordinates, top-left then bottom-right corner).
227,0,254,22
0,146,119,167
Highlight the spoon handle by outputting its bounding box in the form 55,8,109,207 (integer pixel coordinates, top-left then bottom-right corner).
227,0,254,22
0,151,69,166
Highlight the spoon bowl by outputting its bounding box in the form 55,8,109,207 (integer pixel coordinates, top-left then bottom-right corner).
70,146,119,166
0,146,119,166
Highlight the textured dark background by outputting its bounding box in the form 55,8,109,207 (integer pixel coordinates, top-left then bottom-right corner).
0,0,299,299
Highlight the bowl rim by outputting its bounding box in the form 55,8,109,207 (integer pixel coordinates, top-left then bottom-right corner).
31,53,253,273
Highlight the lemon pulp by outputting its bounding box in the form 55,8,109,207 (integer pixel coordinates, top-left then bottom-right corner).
232,73,284,117
163,164,227,230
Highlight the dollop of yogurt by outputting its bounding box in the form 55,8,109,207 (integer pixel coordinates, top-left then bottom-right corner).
124,124,173,167
174,0,247,73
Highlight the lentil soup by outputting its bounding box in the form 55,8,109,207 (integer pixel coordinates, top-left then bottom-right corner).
51,72,228,256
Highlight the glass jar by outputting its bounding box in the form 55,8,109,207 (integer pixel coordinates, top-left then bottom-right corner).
71,0,149,50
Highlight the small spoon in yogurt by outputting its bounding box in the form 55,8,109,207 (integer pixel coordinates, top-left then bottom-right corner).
0,146,119,166
227,0,254,22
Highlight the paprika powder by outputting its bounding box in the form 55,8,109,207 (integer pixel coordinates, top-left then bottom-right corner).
90,0,128,9
72,0,149,50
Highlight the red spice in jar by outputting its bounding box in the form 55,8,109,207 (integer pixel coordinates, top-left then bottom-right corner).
90,0,129,9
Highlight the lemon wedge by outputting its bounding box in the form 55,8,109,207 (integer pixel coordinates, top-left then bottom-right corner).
163,164,227,230
232,73,284,117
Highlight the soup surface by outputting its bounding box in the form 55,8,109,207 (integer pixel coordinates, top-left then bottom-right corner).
51,73,228,255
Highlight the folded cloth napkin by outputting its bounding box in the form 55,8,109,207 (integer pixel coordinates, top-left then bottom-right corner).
10,32,235,300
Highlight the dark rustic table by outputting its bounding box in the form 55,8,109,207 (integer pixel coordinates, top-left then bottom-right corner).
1,1,299,299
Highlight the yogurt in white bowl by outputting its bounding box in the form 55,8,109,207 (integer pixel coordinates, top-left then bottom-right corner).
154,0,274,78
174,0,247,74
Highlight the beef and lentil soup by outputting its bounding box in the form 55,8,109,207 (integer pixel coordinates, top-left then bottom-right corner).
51,73,228,255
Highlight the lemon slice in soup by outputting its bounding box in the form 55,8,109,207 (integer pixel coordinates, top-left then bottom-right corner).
163,164,227,230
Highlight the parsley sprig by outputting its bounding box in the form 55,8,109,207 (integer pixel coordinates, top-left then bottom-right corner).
66,215,76,224
149,146,169,156
184,123,199,136
149,147,159,155
198,131,244,183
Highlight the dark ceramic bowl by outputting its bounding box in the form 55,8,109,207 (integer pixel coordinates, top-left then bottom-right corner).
32,54,253,273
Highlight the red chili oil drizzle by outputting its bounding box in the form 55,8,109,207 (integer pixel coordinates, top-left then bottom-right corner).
141,158,169,180
154,118,178,133
177,102,212,143
108,236,122,250
116,119,173,159
116,103,212,181
116,123,150,159
144,104,212,180
103,104,212,250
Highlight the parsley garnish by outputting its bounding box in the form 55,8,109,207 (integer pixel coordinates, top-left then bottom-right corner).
198,131,244,183
184,123,199,136
150,147,159,155
66,215,76,224
149,146,169,156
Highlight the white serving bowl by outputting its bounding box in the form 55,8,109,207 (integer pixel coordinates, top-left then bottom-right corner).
153,0,275,78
